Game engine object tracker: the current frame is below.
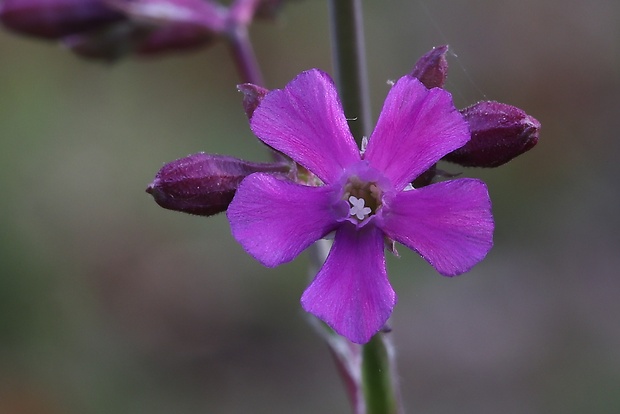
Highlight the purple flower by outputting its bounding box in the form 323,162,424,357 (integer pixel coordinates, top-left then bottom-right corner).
0,0,122,39
226,69,494,344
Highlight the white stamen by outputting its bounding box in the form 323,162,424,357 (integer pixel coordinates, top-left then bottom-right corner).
348,196,372,220
360,136,369,154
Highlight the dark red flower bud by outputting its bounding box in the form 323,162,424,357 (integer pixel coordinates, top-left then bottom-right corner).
237,83,269,119
444,101,540,168
409,45,449,89
0,0,122,39
146,152,291,216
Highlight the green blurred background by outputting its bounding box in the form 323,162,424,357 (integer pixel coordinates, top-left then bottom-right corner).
1,0,619,413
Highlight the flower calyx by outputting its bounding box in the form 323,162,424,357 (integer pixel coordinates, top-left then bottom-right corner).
146,152,291,216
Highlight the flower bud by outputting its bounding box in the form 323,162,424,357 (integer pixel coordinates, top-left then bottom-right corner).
146,152,291,216
443,101,540,168
409,45,448,89
64,21,216,61
0,0,122,39
64,0,225,60
136,24,215,55
62,21,146,61
237,83,269,119
105,0,226,33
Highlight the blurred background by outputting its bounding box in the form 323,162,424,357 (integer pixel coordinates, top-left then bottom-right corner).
1,0,619,413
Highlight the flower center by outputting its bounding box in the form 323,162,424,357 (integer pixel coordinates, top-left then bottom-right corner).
342,176,383,222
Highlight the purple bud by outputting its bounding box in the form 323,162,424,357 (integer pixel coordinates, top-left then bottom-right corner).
146,153,291,216
136,23,215,55
409,45,449,89
62,21,146,61
106,0,227,33
237,83,269,119
444,101,540,168
64,20,216,61
0,0,122,39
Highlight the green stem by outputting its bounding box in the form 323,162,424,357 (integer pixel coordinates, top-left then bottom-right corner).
362,333,400,414
328,0,372,143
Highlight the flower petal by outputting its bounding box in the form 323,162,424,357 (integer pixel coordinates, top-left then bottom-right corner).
381,179,493,276
301,224,396,344
227,173,341,267
364,76,469,191
250,69,360,184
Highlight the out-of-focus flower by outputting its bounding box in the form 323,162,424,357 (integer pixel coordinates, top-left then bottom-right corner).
0,0,122,38
147,152,291,217
226,69,494,344
104,0,226,31
63,0,227,60
410,45,540,169
1,0,289,60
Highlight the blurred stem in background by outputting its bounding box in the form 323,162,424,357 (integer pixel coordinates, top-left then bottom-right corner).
227,24,264,86
227,0,265,85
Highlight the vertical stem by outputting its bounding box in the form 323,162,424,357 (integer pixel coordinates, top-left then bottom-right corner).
362,333,400,414
328,0,372,143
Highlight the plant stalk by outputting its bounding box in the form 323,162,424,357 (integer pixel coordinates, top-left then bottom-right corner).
328,0,372,143
227,24,265,86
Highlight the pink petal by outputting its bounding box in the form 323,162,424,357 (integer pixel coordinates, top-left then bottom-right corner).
381,179,494,276
227,173,341,267
250,69,361,184
301,224,396,344
364,76,469,191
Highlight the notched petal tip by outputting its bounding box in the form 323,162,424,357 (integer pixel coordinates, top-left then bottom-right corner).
364,76,470,190
249,68,359,184
381,178,494,277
